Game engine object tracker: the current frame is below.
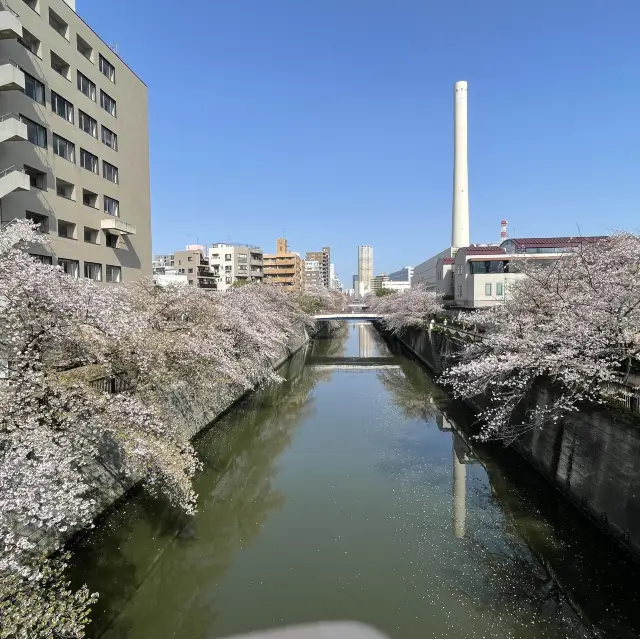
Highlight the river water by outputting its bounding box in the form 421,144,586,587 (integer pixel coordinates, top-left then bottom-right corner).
70,321,640,639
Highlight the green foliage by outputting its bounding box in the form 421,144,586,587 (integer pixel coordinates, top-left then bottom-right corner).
375,288,394,298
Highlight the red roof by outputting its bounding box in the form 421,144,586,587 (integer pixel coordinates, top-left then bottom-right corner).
504,236,607,249
439,257,455,264
464,246,506,255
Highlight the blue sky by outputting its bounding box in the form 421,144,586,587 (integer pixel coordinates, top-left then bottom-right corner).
80,0,640,284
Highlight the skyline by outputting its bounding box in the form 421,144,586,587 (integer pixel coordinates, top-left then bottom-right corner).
78,0,640,282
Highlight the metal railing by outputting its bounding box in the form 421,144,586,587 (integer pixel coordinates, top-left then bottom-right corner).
0,165,24,179
0,112,21,122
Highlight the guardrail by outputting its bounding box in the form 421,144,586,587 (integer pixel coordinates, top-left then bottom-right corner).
0,165,23,179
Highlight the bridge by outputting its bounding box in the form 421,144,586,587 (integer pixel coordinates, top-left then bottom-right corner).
314,313,380,320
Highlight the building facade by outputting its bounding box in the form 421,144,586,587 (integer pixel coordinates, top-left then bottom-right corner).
382,280,410,293
0,0,151,282
357,245,373,297
305,246,330,288
304,259,322,288
209,243,263,291
174,246,216,289
371,273,388,293
388,266,413,283
263,237,304,292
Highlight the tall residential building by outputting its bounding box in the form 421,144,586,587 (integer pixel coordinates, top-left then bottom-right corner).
305,246,330,287
209,243,263,291
174,246,216,289
0,0,151,282
305,259,322,288
388,266,413,283
357,245,373,296
263,237,304,292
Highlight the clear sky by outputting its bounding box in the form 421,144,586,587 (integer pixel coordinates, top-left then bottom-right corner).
79,0,640,285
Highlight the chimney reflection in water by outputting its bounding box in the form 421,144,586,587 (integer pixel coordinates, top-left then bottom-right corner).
437,414,467,539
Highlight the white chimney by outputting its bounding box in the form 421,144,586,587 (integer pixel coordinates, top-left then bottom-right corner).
452,81,470,248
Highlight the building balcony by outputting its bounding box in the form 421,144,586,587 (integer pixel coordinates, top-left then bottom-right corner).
0,165,29,199
0,60,24,91
0,6,22,40
0,113,27,143
100,218,136,236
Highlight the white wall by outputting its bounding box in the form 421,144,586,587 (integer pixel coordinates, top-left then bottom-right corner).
413,247,453,290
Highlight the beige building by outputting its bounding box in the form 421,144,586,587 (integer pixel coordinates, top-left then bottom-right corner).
304,258,322,288
209,242,263,290
0,0,151,282
174,246,216,289
264,237,304,292
357,245,373,297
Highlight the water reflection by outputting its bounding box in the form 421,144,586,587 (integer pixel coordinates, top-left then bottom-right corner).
68,322,640,639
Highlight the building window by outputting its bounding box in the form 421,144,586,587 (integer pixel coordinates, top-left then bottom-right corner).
496,283,504,296
100,90,116,117
23,72,45,104
84,261,102,281
20,115,47,148
57,220,75,239
24,165,47,190
102,161,118,184
106,265,121,283
77,34,93,61
78,111,97,138
22,0,38,12
30,253,52,265
104,196,119,217
51,92,74,123
19,28,41,57
83,227,99,244
53,134,75,162
485,283,492,296
101,125,118,151
50,51,70,80
82,189,98,208
187,268,193,274
58,258,79,278
105,232,118,248
26,211,48,233
55,178,74,200
80,149,98,173
99,54,115,82
77,72,96,101
49,9,68,39
225,254,232,261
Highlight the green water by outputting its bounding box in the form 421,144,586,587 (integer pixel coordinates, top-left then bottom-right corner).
70,321,640,639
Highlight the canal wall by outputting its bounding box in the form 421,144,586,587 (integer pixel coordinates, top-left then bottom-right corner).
386,325,640,560
28,324,311,556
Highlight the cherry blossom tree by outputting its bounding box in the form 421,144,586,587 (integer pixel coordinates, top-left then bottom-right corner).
296,285,347,315
442,233,640,441
370,284,441,333
0,222,316,637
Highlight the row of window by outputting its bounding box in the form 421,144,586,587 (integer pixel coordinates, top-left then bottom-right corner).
26,211,121,247
30,253,122,282
22,114,119,184
20,1,117,83
25,72,118,146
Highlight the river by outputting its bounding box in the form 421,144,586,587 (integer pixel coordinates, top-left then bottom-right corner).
70,321,640,639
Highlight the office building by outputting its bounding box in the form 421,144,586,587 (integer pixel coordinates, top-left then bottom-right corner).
209,243,263,291
357,245,373,297
305,259,322,288
0,0,151,282
306,246,330,288
263,237,304,292
382,280,410,293
174,246,215,289
372,273,388,293
388,266,413,283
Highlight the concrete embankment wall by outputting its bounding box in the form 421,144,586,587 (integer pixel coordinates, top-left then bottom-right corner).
386,325,640,559
30,325,310,556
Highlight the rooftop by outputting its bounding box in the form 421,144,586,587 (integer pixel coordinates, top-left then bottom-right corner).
211,243,262,250
502,236,607,249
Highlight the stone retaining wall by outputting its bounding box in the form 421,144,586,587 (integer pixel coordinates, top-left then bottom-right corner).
388,325,640,559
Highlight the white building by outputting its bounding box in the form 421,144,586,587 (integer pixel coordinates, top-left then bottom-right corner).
412,247,454,290
382,280,411,293
208,243,263,291
305,259,322,287
388,266,413,283
357,245,373,297
153,268,188,287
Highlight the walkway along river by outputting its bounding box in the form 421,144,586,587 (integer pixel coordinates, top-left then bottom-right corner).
69,321,640,638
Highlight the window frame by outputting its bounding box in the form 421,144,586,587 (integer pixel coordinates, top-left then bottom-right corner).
496,282,504,297
99,54,116,82
48,8,69,40
101,125,118,151
58,258,79,278
52,133,75,163
76,34,93,62
50,50,70,80
20,115,47,148
19,27,41,57
57,220,76,240
51,91,74,124
23,71,45,104
84,261,102,281
103,195,119,217
78,110,98,138
100,90,117,117
484,283,492,296
102,160,119,184
80,148,99,174
77,71,96,101
106,265,121,283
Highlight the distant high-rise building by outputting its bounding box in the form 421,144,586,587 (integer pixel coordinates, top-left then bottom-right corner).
388,266,414,283
305,247,331,287
264,238,305,292
357,245,373,297
305,259,322,287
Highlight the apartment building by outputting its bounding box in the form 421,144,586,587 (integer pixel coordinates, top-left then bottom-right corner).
305,246,330,288
357,245,373,297
152,253,174,271
0,0,151,282
305,259,322,288
263,237,304,293
174,246,216,289
208,242,263,291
